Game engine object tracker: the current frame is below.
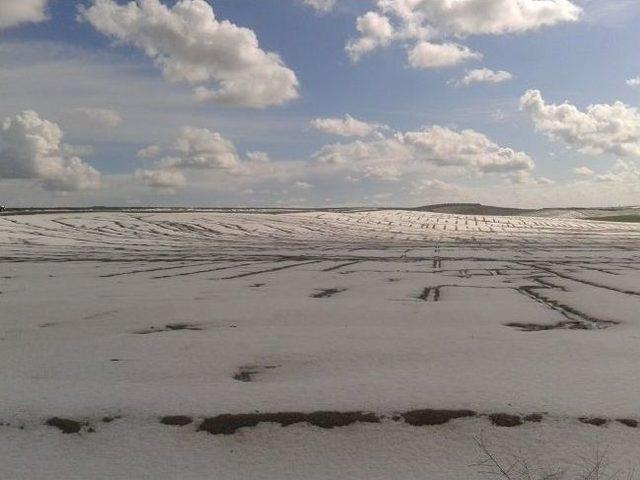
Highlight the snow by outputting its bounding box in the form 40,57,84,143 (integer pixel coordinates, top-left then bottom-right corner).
1,209,639,479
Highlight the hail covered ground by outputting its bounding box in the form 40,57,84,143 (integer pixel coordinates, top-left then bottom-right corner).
1,208,640,479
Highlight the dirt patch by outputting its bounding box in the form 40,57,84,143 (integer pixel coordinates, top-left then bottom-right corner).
233,365,278,382
505,321,589,332
617,418,639,428
46,417,83,434
417,287,441,302
198,411,379,435
579,417,608,427
488,413,523,427
310,288,346,299
402,409,476,426
134,323,202,334
160,416,193,426
524,413,544,423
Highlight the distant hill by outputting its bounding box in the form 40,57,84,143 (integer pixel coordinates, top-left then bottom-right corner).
410,203,640,219
410,203,536,216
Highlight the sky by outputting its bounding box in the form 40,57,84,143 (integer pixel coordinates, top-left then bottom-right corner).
0,0,639,208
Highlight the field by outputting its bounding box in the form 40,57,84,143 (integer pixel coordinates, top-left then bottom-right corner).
1,209,640,479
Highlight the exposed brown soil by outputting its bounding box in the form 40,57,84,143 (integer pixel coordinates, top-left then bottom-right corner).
402,409,476,426
505,321,589,332
579,417,608,426
160,416,193,426
310,288,347,298
524,413,544,423
488,413,523,427
134,323,202,334
617,418,639,428
233,365,279,382
198,411,379,435
46,417,83,434
417,287,441,302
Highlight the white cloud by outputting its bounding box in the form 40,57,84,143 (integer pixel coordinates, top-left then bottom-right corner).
573,166,595,176
594,159,640,183
402,126,534,173
456,68,513,86
0,0,49,31
310,115,387,137
72,108,122,128
80,0,299,108
408,41,482,69
390,0,582,37
347,0,581,67
0,111,101,192
135,168,186,189
411,178,463,195
136,126,252,188
345,11,395,61
137,145,162,159
314,125,534,179
302,0,337,12
627,77,640,88
160,127,240,170
521,89,640,157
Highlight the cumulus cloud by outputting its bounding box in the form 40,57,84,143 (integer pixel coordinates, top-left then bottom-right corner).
345,11,395,61
135,168,186,189
347,0,581,67
314,125,534,179
137,145,162,159
402,126,534,173
521,89,640,157
135,126,254,188
159,127,240,170
79,0,299,108
594,159,640,183
408,41,482,69
573,166,595,176
302,0,337,12
0,111,101,191
627,77,640,88
0,0,49,31
310,115,387,137
456,68,513,86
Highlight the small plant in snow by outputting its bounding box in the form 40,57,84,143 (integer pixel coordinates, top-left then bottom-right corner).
472,435,637,480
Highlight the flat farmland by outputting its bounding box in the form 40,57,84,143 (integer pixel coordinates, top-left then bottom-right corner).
2,210,640,479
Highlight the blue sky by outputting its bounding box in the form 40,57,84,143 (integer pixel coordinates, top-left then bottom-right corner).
0,0,639,207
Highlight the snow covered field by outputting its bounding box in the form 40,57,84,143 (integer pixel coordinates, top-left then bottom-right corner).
1,210,640,479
